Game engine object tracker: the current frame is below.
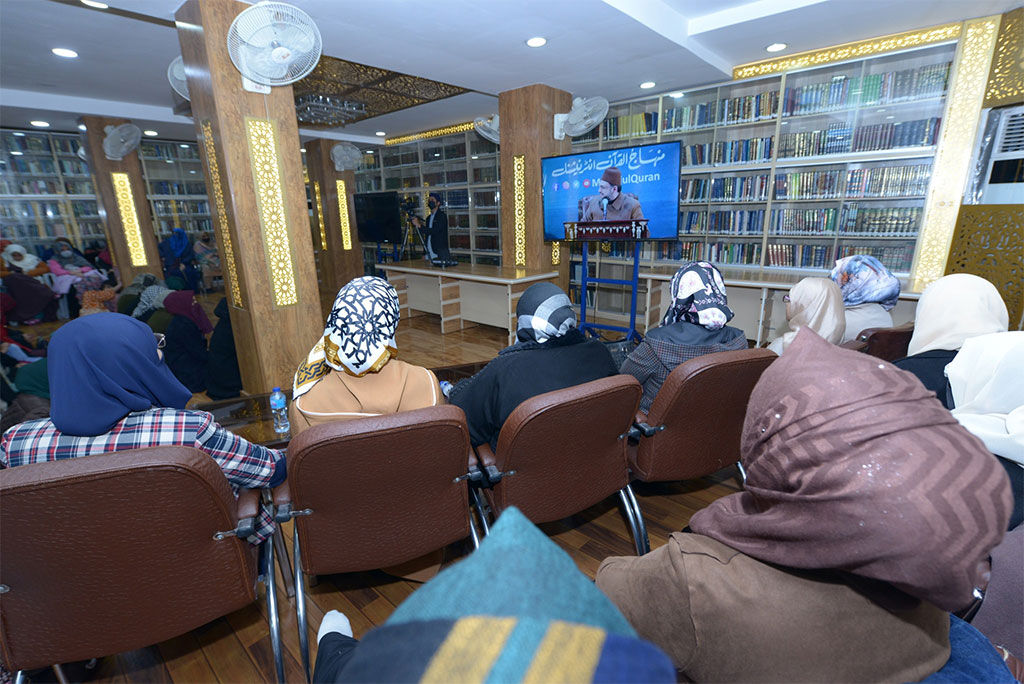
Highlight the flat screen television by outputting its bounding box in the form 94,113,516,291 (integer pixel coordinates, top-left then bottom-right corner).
541,142,681,241
353,191,403,244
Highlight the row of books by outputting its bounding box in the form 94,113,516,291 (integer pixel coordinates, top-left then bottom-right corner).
778,123,853,157
140,142,201,161
680,209,767,235
781,61,952,116
0,199,97,219
6,157,58,175
774,169,844,199
655,240,703,261
705,241,762,265
602,112,659,139
3,134,52,154
778,117,940,158
662,90,779,132
835,244,913,272
713,137,774,165
839,205,921,235
846,164,930,198
765,243,834,268
769,208,838,235
0,179,94,195
154,217,214,232
152,199,211,216
148,180,208,196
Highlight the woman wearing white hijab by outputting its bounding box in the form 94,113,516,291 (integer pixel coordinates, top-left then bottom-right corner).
895,274,1009,407
767,277,845,356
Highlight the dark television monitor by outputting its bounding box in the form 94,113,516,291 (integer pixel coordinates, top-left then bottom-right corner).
541,142,681,241
353,191,403,244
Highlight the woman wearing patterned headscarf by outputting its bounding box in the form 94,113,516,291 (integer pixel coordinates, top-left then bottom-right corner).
830,254,902,342
767,277,845,355
449,282,618,449
621,261,747,414
597,329,1014,682
289,276,443,435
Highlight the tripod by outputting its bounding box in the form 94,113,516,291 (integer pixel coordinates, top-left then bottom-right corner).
398,216,428,262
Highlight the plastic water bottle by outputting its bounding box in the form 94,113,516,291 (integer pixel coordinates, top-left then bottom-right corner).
269,387,290,435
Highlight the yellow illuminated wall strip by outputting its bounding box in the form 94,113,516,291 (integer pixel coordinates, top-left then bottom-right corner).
200,120,242,308
513,155,526,267
336,179,353,250
733,22,962,80
245,117,298,307
313,180,327,250
109,172,147,267
911,16,1001,291
551,241,560,265
385,122,475,145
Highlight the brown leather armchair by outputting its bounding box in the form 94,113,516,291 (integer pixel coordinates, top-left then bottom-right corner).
0,447,284,682
855,323,915,361
274,404,480,682
629,348,776,485
471,375,649,556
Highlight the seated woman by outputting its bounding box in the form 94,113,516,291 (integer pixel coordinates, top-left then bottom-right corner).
290,276,443,435
596,328,1013,683
621,261,746,414
767,277,845,355
0,313,285,544
117,273,160,315
1,243,56,324
162,290,213,393
895,273,1008,408
830,254,901,342
449,282,618,448
193,231,221,290
158,228,200,292
48,237,106,316
132,284,175,334
0,358,49,433
205,297,243,400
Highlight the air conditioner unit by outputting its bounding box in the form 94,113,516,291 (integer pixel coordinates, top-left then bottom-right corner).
968,104,1024,205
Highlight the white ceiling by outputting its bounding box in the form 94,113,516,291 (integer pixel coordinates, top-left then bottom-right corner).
1,0,1019,146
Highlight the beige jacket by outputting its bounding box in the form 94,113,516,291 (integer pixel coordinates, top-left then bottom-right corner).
289,360,443,436
596,532,949,683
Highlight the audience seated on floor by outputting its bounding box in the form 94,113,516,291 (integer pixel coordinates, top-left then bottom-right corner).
0,313,285,544
132,284,175,333
1,242,57,325
205,297,243,400
767,276,845,355
895,273,1009,408
448,282,618,449
596,328,1014,683
620,260,747,414
162,289,213,393
830,254,901,342
312,507,675,683
116,273,160,315
48,237,107,314
0,358,50,433
158,228,201,292
946,331,1024,530
289,276,442,436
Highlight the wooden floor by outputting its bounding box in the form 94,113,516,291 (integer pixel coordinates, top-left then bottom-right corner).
12,293,742,683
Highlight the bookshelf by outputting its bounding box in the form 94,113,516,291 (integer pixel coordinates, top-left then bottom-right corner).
138,140,212,242
0,130,105,255
355,131,502,267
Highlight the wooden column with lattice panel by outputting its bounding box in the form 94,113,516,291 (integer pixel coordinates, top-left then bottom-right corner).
176,0,321,393
81,116,161,285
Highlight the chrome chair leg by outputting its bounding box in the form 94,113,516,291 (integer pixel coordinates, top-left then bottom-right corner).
468,508,481,550
13,671,24,684
51,664,69,684
617,489,644,556
273,524,295,598
624,483,650,555
470,487,491,535
736,461,748,486
263,539,285,684
294,524,311,684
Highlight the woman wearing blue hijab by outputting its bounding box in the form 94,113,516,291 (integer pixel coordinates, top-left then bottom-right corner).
158,228,200,291
0,313,285,543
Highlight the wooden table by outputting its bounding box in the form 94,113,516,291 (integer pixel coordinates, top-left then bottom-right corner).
378,260,558,344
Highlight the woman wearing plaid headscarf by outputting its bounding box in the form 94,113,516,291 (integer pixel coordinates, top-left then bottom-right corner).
621,261,747,414
449,282,618,449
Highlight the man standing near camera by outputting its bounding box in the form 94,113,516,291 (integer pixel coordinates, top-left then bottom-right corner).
583,167,644,221
412,192,450,261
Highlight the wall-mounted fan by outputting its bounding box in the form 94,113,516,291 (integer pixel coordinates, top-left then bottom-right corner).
554,96,609,140
330,141,362,171
167,56,190,101
76,145,89,163
227,1,322,94
474,114,500,144
102,123,141,161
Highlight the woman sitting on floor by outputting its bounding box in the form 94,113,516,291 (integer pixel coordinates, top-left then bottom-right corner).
1,242,57,325
205,297,243,400
895,273,1008,408
0,313,285,544
116,273,160,315
162,289,213,394
620,261,747,414
830,253,901,342
131,284,176,334
289,276,443,436
596,328,1014,682
767,277,845,355
448,282,619,449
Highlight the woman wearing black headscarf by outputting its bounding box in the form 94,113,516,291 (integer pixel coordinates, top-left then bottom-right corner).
205,297,243,400
449,282,618,449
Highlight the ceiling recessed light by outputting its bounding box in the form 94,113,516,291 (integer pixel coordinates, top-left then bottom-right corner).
640,81,656,89
10,151,23,156
51,48,78,58
80,0,109,7
667,91,684,98
375,131,386,137
471,155,479,160
13,132,25,136
143,130,159,136
189,170,196,174
77,123,87,131
30,121,50,128
433,153,440,157
886,115,895,119
765,43,787,52
300,147,306,152
526,37,547,48
165,159,174,164
179,143,189,148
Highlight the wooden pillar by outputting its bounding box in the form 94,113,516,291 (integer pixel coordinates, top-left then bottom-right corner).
81,116,161,286
176,0,321,393
305,139,364,320
499,84,572,290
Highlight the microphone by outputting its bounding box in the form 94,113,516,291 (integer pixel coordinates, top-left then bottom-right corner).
601,197,609,219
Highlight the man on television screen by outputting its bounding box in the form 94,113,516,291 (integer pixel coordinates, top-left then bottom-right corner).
583,167,644,222
412,192,451,261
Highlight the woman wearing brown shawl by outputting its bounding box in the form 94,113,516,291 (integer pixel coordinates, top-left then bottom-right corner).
596,328,1012,682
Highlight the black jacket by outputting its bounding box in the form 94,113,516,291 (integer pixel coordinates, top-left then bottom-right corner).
205,298,243,399
893,349,958,409
448,329,619,448
421,209,450,259
164,315,209,393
